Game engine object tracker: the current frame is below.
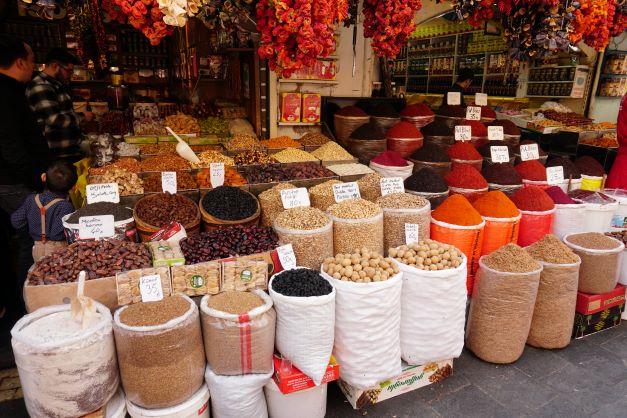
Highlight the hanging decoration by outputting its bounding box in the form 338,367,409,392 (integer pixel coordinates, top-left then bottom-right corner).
197,0,255,32
102,0,128,23
610,1,627,37
570,0,617,50
362,0,423,58
114,0,173,45
452,0,495,28
67,0,107,69
158,0,202,27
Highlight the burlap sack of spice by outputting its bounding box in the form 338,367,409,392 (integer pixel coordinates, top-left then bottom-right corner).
466,258,541,364
200,290,276,375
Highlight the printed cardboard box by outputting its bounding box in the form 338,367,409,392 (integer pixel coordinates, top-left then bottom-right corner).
280,92,302,123
272,354,340,395
339,359,454,409
302,93,321,123
572,304,624,339
576,285,625,315
24,276,119,313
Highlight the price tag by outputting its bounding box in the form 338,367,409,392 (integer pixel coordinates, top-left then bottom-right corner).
488,126,504,141
210,163,225,188
161,172,177,194
405,223,419,245
86,183,120,204
78,215,115,239
546,166,565,185
333,182,361,203
280,188,310,209
455,125,472,141
490,146,510,163
139,274,164,302
277,244,297,270
380,177,405,196
466,106,482,121
520,143,540,161
447,92,461,106
475,93,488,106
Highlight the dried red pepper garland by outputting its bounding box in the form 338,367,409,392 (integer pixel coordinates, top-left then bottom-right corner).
363,0,423,58
115,0,173,45
571,0,616,51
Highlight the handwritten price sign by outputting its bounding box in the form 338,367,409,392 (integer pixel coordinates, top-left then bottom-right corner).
546,166,565,185
280,188,310,209
475,93,488,106
161,172,177,194
488,126,504,141
466,106,482,121
447,92,461,106
455,125,472,141
490,146,510,163
520,143,540,161
277,244,297,270
210,163,225,188
139,274,164,302
380,177,405,196
405,223,419,245
78,215,115,239
333,182,361,202
86,183,120,204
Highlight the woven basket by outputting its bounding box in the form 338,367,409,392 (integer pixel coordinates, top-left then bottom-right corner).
407,189,450,210
435,115,465,129
401,115,435,129
424,135,454,147
371,116,400,132
409,159,452,177
502,134,521,146
334,114,369,147
199,190,260,232
386,136,424,158
488,183,523,197
346,137,386,165
133,194,201,242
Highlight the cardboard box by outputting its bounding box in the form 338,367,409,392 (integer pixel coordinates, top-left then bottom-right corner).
219,249,284,277
576,285,626,315
339,359,454,409
272,354,340,395
24,276,119,313
572,304,624,339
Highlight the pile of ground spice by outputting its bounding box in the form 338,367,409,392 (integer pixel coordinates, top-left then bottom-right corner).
371,150,409,166
575,156,605,176
350,122,386,140
386,121,422,138
482,243,541,273
444,165,488,189
477,141,514,158
370,103,400,118
472,191,520,218
454,120,488,137
566,232,622,250
510,186,555,212
516,141,547,157
515,160,547,181
432,194,483,226
404,168,448,193
119,295,189,327
481,164,523,185
477,105,496,119
336,106,368,117
401,103,434,117
207,291,264,314
448,141,482,160
410,142,450,162
421,120,453,136
546,157,581,179
544,186,576,204
526,234,579,264
487,119,520,136
437,105,466,117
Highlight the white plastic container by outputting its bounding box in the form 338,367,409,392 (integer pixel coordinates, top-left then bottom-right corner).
107,388,127,418
604,188,627,230
619,249,627,286
264,379,327,418
552,203,587,239
126,384,210,418
369,160,414,180
581,202,618,233
556,178,582,193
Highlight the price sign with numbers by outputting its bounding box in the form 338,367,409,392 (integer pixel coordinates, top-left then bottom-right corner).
86,183,120,204
333,182,360,203
405,223,419,245
520,143,540,161
455,125,472,141
277,244,297,270
380,177,405,196
546,166,565,185
447,92,461,106
161,172,177,194
466,106,482,121
490,146,510,163
78,215,114,239
139,274,164,302
280,188,310,209
475,93,488,106
210,163,225,188
488,126,504,141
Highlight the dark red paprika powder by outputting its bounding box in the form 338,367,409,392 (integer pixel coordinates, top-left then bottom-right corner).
401,103,434,117
444,165,488,189
448,141,482,160
454,120,488,137
510,186,555,211
515,160,547,181
545,186,576,204
371,150,409,167
386,121,422,139
336,106,368,117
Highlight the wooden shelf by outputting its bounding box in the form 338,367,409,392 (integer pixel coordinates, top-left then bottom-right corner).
528,80,574,84
278,122,321,126
278,79,339,85
527,95,573,98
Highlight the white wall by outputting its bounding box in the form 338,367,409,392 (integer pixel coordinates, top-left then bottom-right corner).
589,33,627,122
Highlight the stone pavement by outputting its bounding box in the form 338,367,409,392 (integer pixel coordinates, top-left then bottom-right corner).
0,322,625,417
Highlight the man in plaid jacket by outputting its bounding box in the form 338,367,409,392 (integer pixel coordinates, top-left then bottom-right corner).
26,48,92,163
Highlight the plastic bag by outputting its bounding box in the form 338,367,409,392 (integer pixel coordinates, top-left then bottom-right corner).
229,118,256,136
480,215,521,256
330,212,384,255
269,272,335,385
321,270,402,389
392,256,467,365
200,290,275,375
552,204,586,239
274,221,333,270
205,365,272,418
381,205,431,256
369,160,414,180
431,218,485,295
517,208,555,247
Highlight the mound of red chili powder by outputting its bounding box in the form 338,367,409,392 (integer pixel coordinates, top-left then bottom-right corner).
454,120,488,137
515,160,547,181
510,186,555,211
444,165,488,189
371,150,409,167
448,141,482,160
401,103,434,117
386,121,422,139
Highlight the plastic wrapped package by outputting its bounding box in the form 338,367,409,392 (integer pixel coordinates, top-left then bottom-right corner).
11,302,119,418
205,365,272,418
480,215,521,256
89,133,116,167
552,204,587,239
527,260,581,349
517,208,556,247
113,295,205,409
381,205,431,255
62,213,137,244
274,222,333,270
466,260,542,364
200,290,275,375
269,272,335,385
229,118,256,136
321,270,402,389
330,212,384,255
392,255,467,365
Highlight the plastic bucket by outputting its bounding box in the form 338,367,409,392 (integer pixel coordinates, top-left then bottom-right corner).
580,174,603,191
552,203,587,239
580,202,618,233
126,384,210,418
264,379,327,418
604,188,627,230
517,208,556,247
556,178,582,193
107,389,127,418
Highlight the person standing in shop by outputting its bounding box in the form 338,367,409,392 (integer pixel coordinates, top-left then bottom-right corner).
442,68,475,106
607,94,627,189
26,48,93,163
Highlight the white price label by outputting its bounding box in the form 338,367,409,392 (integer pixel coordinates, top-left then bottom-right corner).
280,188,310,209
333,182,361,202
475,93,488,106
447,92,461,106
488,126,504,141
78,215,114,239
210,163,225,188
139,274,164,302
161,172,177,194
455,125,472,141
277,244,297,270
380,177,405,196
405,223,419,245
490,146,510,163
86,183,120,204
546,166,565,185
466,106,482,121
520,143,540,161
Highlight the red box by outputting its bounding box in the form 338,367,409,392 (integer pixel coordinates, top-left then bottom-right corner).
272,354,340,395
576,284,626,315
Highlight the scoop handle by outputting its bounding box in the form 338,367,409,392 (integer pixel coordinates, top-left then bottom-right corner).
166,126,187,144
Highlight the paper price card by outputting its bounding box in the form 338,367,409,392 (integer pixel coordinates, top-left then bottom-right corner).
546,166,565,185
277,244,297,270
280,187,310,209
210,163,225,188
490,146,510,164
161,172,177,194
86,183,120,204
447,92,461,106
488,126,504,141
333,182,361,203
466,106,482,121
139,274,164,302
455,125,472,141
520,143,540,161
475,93,488,106
405,224,419,245
380,177,405,196
78,215,115,240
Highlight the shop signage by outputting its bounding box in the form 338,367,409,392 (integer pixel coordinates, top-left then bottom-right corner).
447,92,461,105
210,163,225,188
277,244,297,270
475,93,488,106
490,146,510,163
454,125,471,141
466,106,481,121
488,126,504,141
546,166,565,185
520,143,540,161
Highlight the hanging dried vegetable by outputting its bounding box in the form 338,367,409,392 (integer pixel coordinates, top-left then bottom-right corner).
198,0,255,32
114,0,174,45
362,0,423,58
571,0,617,50
67,1,107,69
452,0,495,28
102,0,128,24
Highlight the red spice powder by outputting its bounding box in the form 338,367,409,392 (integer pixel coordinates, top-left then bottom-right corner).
478,105,496,119
371,150,409,167
545,186,576,204
386,121,422,139
336,106,368,117
401,103,434,117
444,165,488,189
515,160,547,181
510,186,555,211
454,120,488,137
448,141,482,160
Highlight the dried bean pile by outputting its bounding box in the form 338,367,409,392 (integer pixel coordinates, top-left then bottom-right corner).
273,149,318,163
28,239,151,284
286,163,334,179
259,183,296,226
271,268,333,297
390,240,463,271
526,234,579,264
135,193,198,227
142,172,198,192
311,142,354,161
202,186,258,221
356,173,383,202
120,296,189,326
67,202,132,223
309,180,343,211
566,232,621,250
326,163,374,176
482,244,540,273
